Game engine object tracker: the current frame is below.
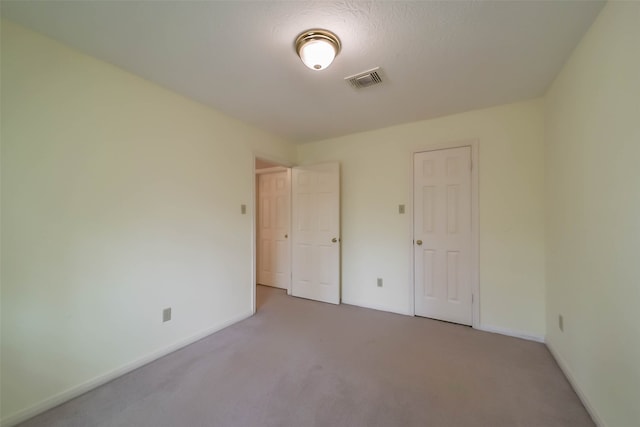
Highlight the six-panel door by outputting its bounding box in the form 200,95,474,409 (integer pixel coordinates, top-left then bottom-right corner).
257,170,291,289
414,147,472,325
291,163,340,304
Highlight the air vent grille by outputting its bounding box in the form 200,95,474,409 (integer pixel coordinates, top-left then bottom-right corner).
345,67,383,89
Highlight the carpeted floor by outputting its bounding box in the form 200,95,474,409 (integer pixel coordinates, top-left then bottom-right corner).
18,285,594,427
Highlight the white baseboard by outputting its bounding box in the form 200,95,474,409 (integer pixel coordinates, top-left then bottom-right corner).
546,339,605,427
1,310,254,427
341,298,412,316
475,324,545,343
339,303,546,346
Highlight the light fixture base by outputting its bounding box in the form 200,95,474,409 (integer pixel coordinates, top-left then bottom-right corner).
295,29,341,71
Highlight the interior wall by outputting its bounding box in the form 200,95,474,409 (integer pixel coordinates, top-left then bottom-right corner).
297,98,546,339
255,158,284,170
544,2,640,426
0,21,295,425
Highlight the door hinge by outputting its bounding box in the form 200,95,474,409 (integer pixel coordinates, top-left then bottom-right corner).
470,160,473,171
472,294,474,303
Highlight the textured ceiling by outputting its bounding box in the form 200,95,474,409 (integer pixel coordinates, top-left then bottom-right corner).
1,1,604,143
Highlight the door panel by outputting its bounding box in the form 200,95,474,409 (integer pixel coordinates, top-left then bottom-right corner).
257,170,291,289
292,163,340,304
414,147,472,325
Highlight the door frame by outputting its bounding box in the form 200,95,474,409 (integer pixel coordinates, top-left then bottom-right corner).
408,139,480,328
252,153,294,315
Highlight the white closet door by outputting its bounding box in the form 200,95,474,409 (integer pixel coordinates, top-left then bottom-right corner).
291,163,340,304
414,147,472,325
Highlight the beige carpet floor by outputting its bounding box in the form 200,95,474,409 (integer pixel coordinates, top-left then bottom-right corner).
18,285,594,427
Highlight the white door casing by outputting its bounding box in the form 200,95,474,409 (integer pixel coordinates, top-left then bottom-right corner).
414,147,473,325
257,170,291,290
291,163,340,304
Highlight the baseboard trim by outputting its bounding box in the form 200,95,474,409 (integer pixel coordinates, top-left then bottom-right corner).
341,298,412,316
546,340,605,427
1,310,254,427
476,324,545,343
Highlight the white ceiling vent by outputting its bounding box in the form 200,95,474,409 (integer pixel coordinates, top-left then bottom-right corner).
345,67,383,89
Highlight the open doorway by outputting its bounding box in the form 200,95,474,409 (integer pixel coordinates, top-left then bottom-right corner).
255,157,292,310
252,158,342,313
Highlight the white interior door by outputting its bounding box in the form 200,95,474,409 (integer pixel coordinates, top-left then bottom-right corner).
291,163,340,304
257,170,291,290
414,147,472,325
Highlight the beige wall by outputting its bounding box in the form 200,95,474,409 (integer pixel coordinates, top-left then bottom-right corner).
544,2,640,426
0,21,295,424
297,99,546,339
5,3,639,425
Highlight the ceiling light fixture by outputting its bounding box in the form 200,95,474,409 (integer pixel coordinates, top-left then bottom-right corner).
295,29,341,71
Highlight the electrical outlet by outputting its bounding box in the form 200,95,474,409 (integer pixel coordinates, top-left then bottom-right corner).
163,307,172,323
377,278,383,287
558,314,563,332
240,204,247,214
398,204,405,214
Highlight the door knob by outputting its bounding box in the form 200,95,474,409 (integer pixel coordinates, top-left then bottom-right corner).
332,237,338,243
416,240,423,246
285,234,288,239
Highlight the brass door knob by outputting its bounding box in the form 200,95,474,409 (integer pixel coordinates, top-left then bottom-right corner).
285,234,288,238
416,240,423,246
332,237,338,243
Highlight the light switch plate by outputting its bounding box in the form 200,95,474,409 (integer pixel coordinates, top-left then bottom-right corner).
399,204,405,214
558,314,563,331
241,204,247,214
163,307,172,322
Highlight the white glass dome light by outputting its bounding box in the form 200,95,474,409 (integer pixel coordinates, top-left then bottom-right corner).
295,29,341,71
